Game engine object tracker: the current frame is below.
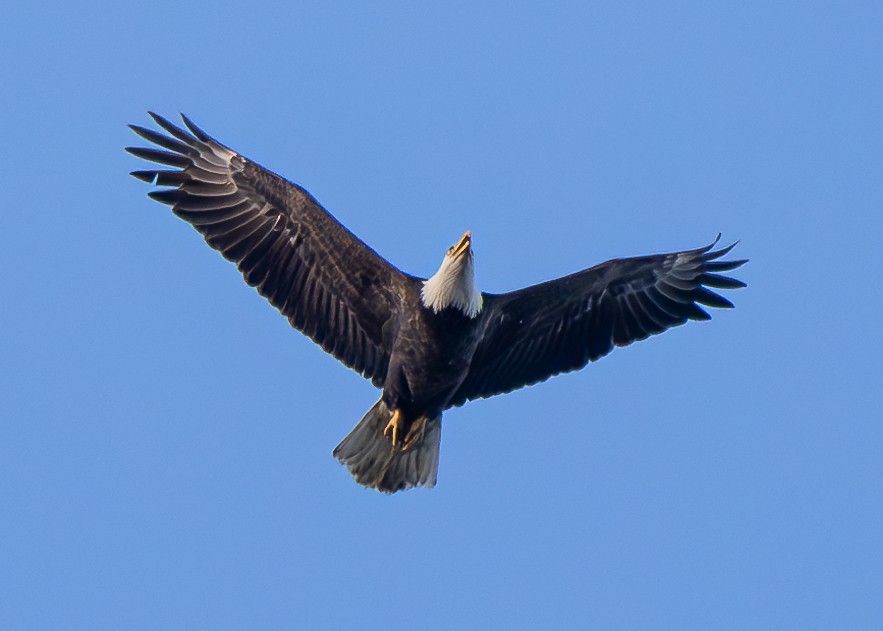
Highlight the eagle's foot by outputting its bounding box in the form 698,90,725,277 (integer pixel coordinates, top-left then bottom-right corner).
403,418,427,451
383,409,403,447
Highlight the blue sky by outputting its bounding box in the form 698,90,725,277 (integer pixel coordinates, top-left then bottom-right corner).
2,1,882,628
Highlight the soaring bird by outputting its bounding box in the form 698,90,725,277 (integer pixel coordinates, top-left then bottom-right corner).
127,113,747,493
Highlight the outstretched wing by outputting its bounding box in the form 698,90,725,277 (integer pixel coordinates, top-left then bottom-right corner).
449,238,746,406
127,113,414,386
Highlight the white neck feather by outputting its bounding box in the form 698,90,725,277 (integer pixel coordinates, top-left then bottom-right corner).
421,255,483,319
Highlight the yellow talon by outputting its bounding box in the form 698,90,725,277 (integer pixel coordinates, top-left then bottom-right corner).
384,409,403,447
403,418,426,452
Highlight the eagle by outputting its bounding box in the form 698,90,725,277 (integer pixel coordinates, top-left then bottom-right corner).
127,113,747,493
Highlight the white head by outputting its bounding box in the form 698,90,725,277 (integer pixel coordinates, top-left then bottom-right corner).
421,231,483,318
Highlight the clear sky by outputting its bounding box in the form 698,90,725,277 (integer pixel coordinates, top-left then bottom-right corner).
2,1,882,629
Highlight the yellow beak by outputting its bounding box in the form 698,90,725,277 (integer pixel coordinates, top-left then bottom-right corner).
451,230,472,258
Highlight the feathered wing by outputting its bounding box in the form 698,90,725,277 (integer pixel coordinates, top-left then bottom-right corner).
127,113,414,386
449,238,747,405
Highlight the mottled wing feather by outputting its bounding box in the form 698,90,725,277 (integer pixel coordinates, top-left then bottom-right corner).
449,238,747,405
127,113,413,386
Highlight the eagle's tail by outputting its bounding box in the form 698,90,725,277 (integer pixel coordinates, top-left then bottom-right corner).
333,399,441,493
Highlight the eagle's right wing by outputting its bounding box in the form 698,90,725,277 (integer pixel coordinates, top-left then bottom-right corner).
128,113,416,386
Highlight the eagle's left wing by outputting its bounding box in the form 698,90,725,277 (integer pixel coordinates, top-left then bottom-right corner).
448,238,746,407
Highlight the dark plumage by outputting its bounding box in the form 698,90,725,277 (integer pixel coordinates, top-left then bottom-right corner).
128,113,747,493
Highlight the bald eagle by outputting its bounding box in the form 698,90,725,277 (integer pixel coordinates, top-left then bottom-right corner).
127,113,747,493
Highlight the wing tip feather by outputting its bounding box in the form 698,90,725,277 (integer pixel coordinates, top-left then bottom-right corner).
180,112,212,142
130,169,157,183
147,189,178,205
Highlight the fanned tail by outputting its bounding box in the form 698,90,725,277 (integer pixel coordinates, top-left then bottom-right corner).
333,400,441,493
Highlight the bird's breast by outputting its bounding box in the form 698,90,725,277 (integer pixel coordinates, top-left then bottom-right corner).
384,306,483,415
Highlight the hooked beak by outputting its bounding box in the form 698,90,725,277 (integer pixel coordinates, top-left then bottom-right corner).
451,230,472,258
